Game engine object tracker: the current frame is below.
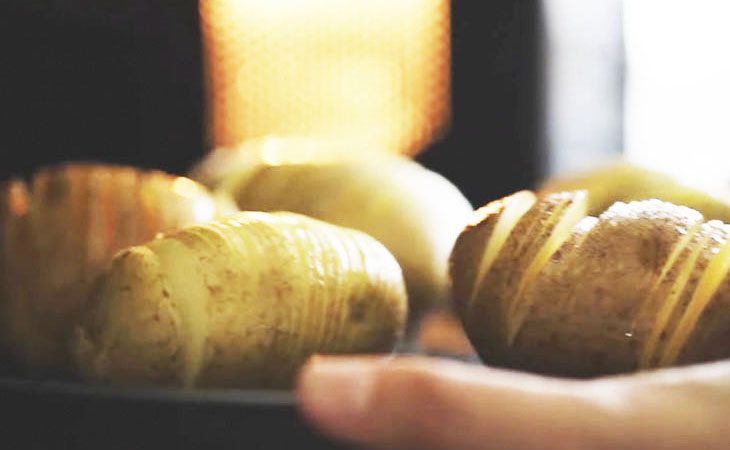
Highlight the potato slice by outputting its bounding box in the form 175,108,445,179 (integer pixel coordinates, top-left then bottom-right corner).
661,221,730,366
449,191,535,363
638,219,708,368
506,216,598,374
450,191,536,312
506,190,588,343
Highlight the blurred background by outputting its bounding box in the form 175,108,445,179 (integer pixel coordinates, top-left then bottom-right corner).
0,0,544,208
0,0,727,206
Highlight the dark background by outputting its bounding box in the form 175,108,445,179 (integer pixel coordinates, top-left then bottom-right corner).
0,0,543,207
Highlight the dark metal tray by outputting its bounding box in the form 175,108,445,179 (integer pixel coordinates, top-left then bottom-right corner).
0,320,477,450
1,375,353,450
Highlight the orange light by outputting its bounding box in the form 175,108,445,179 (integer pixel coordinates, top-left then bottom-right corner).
8,181,29,216
199,0,450,156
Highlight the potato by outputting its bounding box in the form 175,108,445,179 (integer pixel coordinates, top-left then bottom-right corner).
190,138,474,324
0,163,224,371
451,190,589,364
73,211,408,389
450,191,730,377
540,160,730,223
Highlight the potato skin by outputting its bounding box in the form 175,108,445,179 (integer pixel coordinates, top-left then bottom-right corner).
680,268,730,365
450,191,586,367
667,221,730,366
74,211,408,389
0,163,220,372
510,201,702,376
451,192,730,377
449,200,506,317
450,192,539,364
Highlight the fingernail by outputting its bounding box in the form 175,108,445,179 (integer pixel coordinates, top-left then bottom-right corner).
296,356,378,438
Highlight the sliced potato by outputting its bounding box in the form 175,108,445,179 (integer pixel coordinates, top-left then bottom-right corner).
451,192,730,377
0,163,223,371
74,212,408,389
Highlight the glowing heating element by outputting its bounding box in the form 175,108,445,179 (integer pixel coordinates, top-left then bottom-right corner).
199,0,450,155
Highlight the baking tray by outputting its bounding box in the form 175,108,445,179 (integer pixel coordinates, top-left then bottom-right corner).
1,348,478,450
0,370,353,450
0,312,479,450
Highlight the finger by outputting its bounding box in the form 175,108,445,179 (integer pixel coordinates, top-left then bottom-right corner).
296,356,607,450
590,360,730,450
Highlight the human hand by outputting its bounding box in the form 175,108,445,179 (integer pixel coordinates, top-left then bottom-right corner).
296,356,730,450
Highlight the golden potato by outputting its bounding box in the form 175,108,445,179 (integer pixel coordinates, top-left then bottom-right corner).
450,191,730,377
74,211,408,389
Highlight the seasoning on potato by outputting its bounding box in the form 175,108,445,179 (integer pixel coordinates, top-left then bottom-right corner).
540,160,730,223
0,163,223,372
73,211,408,389
450,190,730,377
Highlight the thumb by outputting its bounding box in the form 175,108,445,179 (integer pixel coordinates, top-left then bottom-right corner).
295,356,608,450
